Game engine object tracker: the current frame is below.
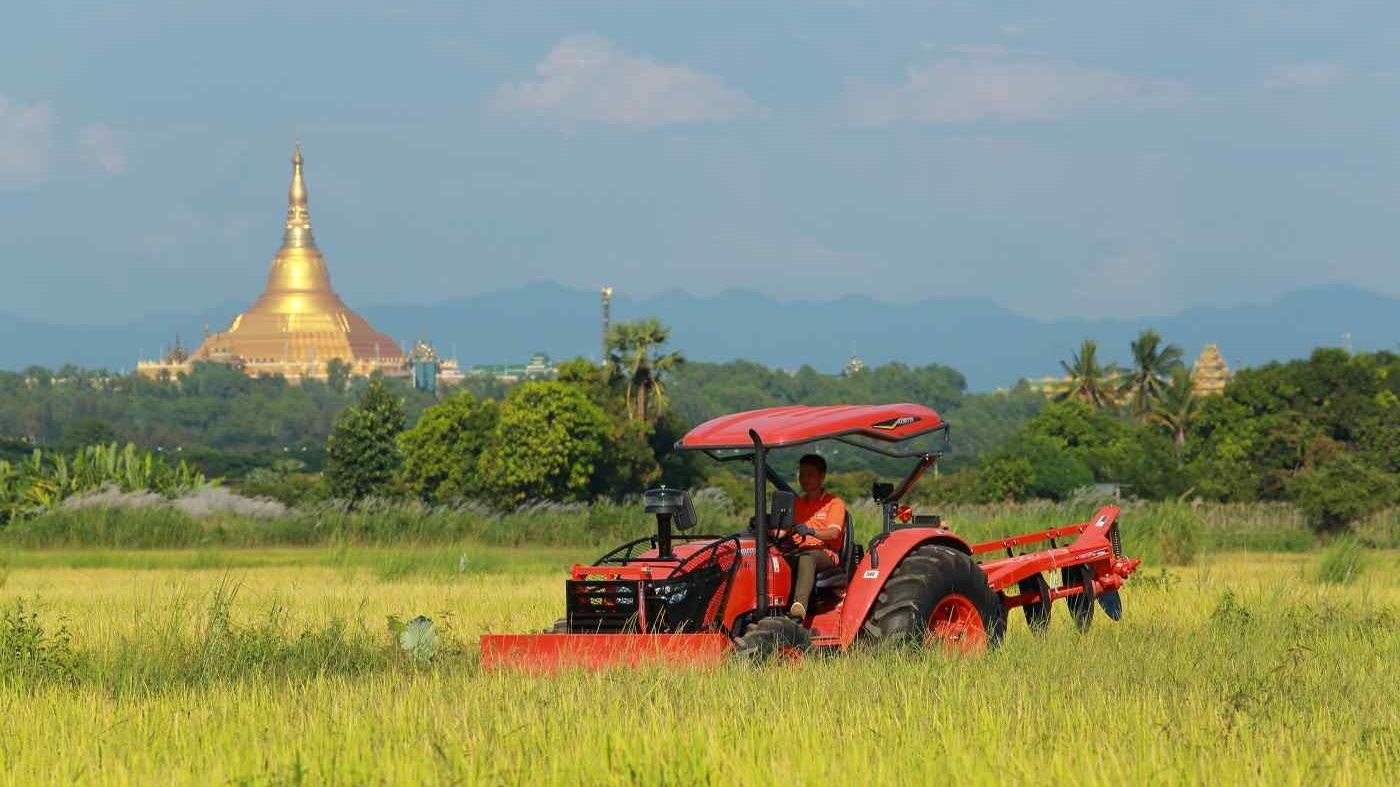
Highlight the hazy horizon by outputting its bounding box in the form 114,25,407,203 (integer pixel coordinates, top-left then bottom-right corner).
1,278,1392,331
5,1,1400,326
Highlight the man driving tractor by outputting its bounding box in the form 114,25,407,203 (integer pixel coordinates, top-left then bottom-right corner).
787,453,846,619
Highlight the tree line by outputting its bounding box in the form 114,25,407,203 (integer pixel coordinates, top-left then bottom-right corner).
3,324,1394,536
964,334,1398,535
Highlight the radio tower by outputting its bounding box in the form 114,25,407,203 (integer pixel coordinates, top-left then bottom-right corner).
600,286,614,366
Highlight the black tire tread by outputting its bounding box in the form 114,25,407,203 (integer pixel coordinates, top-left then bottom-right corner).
733,616,812,660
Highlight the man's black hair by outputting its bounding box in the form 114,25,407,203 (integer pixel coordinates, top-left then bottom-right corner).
798,453,827,474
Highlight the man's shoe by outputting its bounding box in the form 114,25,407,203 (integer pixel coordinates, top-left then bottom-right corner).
789,601,806,619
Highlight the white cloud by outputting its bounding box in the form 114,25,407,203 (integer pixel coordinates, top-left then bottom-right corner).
77,123,127,174
493,35,756,127
848,58,1190,125
1267,61,1349,90
0,96,53,184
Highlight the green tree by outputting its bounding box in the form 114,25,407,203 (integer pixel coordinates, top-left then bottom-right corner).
975,455,1033,502
649,410,706,489
477,381,613,508
1021,398,1186,499
58,418,117,453
1149,367,1200,448
325,377,405,501
607,318,685,423
1057,339,1118,409
1119,329,1183,417
555,356,665,495
397,391,498,503
1287,449,1397,535
1186,349,1400,502
325,359,352,395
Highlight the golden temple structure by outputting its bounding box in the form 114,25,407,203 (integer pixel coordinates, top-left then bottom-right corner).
139,144,407,382
1190,343,1230,397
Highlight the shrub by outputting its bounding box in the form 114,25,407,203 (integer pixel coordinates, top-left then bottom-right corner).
0,601,84,686
2,506,205,548
1316,536,1366,585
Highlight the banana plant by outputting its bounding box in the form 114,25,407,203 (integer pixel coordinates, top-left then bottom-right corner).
0,441,209,529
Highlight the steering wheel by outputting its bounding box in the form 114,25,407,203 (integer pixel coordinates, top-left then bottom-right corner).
769,524,810,553
747,516,809,552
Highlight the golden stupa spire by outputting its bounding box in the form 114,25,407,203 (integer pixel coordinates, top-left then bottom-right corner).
140,139,407,381
283,138,316,249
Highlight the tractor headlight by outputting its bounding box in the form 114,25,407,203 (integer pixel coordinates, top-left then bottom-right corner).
652,584,689,604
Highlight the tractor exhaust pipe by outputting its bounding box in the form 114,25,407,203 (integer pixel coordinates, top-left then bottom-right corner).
750,429,768,619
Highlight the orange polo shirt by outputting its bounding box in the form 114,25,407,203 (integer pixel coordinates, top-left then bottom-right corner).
793,492,846,558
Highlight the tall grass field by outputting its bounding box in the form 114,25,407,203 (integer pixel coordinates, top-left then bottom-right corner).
1,540,1397,785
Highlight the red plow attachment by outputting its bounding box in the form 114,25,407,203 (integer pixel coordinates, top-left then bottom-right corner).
480,633,732,671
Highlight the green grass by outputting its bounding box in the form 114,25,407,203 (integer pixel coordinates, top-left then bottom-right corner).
11,498,1391,557
0,547,1397,784
0,543,583,577
1316,536,1367,584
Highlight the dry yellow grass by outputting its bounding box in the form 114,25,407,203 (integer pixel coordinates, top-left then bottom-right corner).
1,547,1397,785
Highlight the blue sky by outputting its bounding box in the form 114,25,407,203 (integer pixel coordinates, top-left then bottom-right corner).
3,0,1398,325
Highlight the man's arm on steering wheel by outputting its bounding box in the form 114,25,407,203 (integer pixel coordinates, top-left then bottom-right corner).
778,520,840,546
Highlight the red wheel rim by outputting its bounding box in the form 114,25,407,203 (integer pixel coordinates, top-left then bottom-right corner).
927,594,987,654
775,646,806,664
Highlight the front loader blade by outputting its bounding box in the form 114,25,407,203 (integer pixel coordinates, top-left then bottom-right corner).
480,633,731,672
1096,589,1123,621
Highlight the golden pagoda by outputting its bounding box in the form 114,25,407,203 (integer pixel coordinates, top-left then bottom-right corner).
1190,343,1230,397
139,144,406,381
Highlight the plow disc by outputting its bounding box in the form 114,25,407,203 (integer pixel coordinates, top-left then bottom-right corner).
1096,589,1123,621
480,633,732,672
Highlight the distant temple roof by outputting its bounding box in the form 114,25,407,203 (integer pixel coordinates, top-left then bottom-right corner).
1190,343,1230,397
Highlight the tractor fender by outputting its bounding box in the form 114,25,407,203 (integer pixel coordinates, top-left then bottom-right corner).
836,528,972,648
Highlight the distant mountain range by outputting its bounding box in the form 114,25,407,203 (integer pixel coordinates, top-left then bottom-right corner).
2,283,1395,391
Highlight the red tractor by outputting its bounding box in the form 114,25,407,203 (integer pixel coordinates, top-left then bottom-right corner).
481,404,1141,669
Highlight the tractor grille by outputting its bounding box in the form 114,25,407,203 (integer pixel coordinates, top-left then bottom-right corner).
564,537,741,634
566,579,644,633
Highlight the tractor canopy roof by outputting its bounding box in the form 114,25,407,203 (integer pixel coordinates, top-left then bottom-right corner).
677,404,946,456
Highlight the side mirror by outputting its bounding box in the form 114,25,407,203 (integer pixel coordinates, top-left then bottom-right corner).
644,487,697,531
872,482,894,503
768,489,795,530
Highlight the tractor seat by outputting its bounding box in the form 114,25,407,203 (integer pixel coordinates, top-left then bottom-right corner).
813,511,856,590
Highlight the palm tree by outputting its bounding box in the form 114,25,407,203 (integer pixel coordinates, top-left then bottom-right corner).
1057,339,1118,408
1149,367,1200,447
1119,329,1184,418
606,318,684,422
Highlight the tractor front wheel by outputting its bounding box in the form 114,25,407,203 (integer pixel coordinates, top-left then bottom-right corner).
733,616,811,661
863,545,1006,653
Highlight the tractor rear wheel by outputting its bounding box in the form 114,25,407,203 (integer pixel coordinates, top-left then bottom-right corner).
733,616,811,661
863,545,1006,653
1062,564,1095,632
1019,573,1052,634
